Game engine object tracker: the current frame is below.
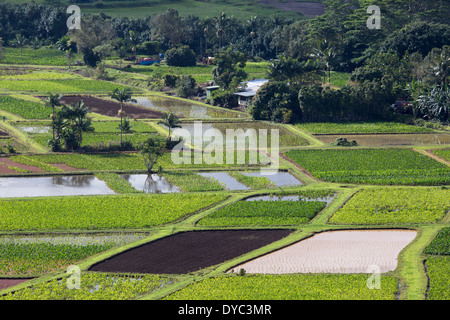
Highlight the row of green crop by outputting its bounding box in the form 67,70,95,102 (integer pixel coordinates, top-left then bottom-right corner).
1,47,78,66
10,153,145,172
163,274,398,300
285,148,450,185
0,193,228,231
162,171,226,192
197,197,328,227
10,149,270,172
30,132,158,150
329,187,449,225
424,226,450,300
0,233,147,277
12,120,156,133
0,273,175,300
0,95,52,119
432,148,450,162
0,79,129,94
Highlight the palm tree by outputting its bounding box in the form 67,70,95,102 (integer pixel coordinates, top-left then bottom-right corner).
158,112,181,141
31,37,41,58
311,39,337,85
60,100,94,148
44,92,63,140
110,88,136,146
214,12,231,50
11,33,26,57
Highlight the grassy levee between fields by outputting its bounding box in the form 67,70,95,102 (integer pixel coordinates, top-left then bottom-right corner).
0,120,48,153
398,225,444,300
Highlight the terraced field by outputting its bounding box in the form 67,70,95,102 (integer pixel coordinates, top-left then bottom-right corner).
0,65,448,304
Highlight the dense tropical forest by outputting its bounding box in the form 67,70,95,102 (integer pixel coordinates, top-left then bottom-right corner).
0,0,448,125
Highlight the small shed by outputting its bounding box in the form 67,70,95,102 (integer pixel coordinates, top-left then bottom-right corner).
234,79,268,107
206,85,220,98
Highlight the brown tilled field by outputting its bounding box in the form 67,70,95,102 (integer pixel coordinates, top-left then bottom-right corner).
43,95,166,119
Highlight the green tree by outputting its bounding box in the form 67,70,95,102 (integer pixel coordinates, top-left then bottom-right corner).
11,33,26,57
250,81,300,123
212,48,247,90
158,112,181,141
139,136,167,173
31,37,42,58
60,100,95,149
165,45,196,67
110,88,136,146
44,92,63,140
175,75,197,98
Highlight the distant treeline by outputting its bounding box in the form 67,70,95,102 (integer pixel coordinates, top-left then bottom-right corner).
0,0,448,71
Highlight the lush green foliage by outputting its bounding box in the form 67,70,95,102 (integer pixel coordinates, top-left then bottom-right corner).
0,95,52,119
91,121,156,133
95,173,143,194
165,45,196,67
162,171,225,192
329,188,450,225
30,132,158,150
164,274,399,300
227,171,275,189
432,148,450,162
425,256,450,300
197,197,327,226
298,80,396,122
0,193,227,231
0,47,75,66
0,79,130,94
250,81,300,123
285,149,450,185
10,153,146,171
0,272,175,300
295,122,435,134
0,233,147,276
425,227,450,255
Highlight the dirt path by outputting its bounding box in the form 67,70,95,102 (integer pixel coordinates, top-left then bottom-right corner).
0,157,45,174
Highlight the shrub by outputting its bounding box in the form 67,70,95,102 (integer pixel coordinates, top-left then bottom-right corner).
165,45,196,67
208,89,238,109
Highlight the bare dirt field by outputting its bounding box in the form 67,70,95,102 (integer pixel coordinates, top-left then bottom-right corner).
0,278,31,290
89,229,293,274
229,229,418,274
0,157,45,174
257,0,325,17
43,95,165,119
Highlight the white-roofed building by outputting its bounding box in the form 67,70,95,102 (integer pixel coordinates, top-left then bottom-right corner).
234,79,268,107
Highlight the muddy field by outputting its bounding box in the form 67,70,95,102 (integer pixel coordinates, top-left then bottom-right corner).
0,157,44,174
257,0,325,17
89,229,293,274
0,278,31,290
229,230,418,274
44,95,166,119
0,129,9,137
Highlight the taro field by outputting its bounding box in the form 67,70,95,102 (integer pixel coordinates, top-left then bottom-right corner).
0,65,448,303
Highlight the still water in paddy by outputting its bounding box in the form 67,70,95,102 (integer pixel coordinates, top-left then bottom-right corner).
0,175,115,198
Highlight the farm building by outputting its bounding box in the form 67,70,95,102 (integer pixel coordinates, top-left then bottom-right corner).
234,79,268,107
